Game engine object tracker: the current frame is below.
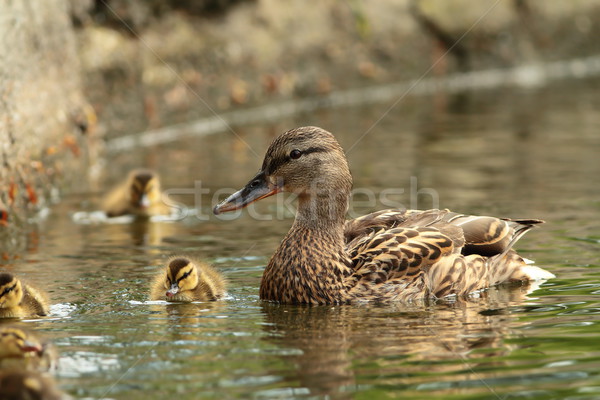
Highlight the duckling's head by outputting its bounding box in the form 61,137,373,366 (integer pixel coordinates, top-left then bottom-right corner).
163,258,199,299
0,327,43,359
129,169,161,210
0,273,24,309
214,126,352,214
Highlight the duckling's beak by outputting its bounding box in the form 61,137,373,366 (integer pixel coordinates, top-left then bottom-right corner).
166,283,179,297
213,171,281,214
20,340,43,354
140,193,150,208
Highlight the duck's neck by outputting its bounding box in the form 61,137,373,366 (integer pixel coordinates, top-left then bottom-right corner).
295,190,349,230
260,191,352,304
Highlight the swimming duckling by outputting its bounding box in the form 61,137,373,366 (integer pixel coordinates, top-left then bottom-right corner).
0,326,56,371
0,370,69,400
0,273,49,318
102,169,169,217
150,257,226,302
214,126,554,304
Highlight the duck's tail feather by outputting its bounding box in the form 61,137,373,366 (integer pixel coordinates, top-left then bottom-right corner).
518,265,556,281
499,218,544,257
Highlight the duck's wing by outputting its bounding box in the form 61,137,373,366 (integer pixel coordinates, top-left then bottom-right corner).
345,223,471,301
344,209,454,244
345,209,544,257
346,221,461,282
443,212,544,256
343,209,549,301
345,210,463,284
345,228,530,301
345,209,420,243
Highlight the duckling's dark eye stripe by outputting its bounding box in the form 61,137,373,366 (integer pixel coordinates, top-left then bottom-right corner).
265,147,328,174
0,283,16,297
177,270,191,283
3,332,24,340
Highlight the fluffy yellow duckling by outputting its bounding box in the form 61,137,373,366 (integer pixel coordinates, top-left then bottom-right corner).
150,257,226,302
102,169,169,217
0,272,49,318
0,370,69,400
0,326,57,371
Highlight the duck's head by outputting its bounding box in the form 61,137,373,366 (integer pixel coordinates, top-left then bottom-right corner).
163,258,199,299
0,327,44,359
129,169,161,210
0,273,24,309
214,126,352,215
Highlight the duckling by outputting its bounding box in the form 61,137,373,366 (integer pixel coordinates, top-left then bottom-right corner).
0,327,56,371
102,169,169,217
214,126,555,304
0,370,69,400
0,273,49,318
150,257,226,302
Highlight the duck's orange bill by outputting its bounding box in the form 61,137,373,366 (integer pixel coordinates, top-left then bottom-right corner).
213,171,281,215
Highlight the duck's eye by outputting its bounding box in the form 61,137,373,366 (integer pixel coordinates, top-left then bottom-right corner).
289,149,302,160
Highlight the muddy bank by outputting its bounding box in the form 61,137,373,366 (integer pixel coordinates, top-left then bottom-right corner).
77,0,600,141
0,0,94,255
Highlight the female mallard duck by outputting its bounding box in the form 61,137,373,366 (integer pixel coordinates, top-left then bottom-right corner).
150,257,227,302
102,169,168,217
0,273,49,318
0,370,69,400
214,126,555,304
0,326,56,371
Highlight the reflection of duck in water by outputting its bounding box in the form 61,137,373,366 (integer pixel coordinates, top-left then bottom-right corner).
147,300,227,337
0,326,57,371
102,169,169,218
214,126,554,304
150,257,227,302
260,286,535,397
127,216,174,248
261,304,355,396
0,272,49,318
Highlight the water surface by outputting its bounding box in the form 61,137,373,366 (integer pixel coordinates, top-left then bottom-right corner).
3,77,600,399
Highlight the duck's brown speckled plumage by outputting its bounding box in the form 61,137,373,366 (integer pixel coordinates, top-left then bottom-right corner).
261,224,351,304
214,126,554,305
0,273,49,318
150,257,227,302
